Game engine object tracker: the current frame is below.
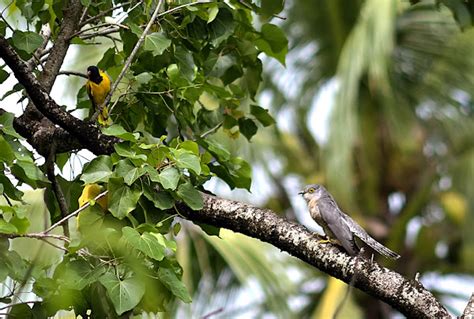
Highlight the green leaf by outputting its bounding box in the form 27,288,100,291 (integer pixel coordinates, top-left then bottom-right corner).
108,177,143,219
81,155,113,184
12,159,48,182
0,136,15,164
159,167,180,190
102,124,139,141
260,0,284,19
0,173,23,200
179,140,199,155
99,271,146,315
0,218,17,234
208,5,219,23
199,91,220,111
177,182,203,210
238,118,258,141
9,216,29,234
114,143,147,161
251,105,275,127
122,227,166,261
255,23,288,65
143,165,161,183
144,33,171,56
0,112,21,138
124,167,145,186
157,268,191,303
143,185,174,210
11,30,43,54
171,149,201,175
55,259,105,290
0,68,9,84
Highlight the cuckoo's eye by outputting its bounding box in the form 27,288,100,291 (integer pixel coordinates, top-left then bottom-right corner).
308,187,315,193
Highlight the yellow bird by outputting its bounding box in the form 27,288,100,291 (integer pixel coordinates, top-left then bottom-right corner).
78,183,108,211
86,66,112,126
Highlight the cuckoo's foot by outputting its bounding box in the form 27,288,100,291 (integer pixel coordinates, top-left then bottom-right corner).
317,238,336,245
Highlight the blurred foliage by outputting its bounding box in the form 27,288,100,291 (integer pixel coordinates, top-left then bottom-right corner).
1,0,474,318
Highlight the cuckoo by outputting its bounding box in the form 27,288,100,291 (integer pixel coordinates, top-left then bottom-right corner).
300,184,400,259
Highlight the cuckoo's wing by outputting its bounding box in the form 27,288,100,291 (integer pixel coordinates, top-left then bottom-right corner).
341,214,400,259
318,198,359,256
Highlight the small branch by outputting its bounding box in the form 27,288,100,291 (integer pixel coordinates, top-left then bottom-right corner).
58,70,88,78
0,232,69,242
79,1,134,27
80,27,121,40
70,22,129,39
199,122,223,138
91,0,165,122
42,190,108,234
156,1,211,19
46,137,70,237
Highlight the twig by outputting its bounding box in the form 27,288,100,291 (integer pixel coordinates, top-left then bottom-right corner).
2,194,13,206
156,1,211,19
199,122,223,138
78,5,89,26
0,232,69,242
91,0,165,122
79,1,134,27
46,137,70,237
58,70,88,78
80,27,121,40
42,190,108,234
201,307,224,319
70,22,129,39
0,0,14,32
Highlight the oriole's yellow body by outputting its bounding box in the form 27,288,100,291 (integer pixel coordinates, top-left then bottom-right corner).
86,68,112,126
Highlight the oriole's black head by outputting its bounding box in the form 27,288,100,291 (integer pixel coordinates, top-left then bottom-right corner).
87,66,102,84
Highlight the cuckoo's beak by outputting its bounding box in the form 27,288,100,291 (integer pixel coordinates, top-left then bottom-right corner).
298,191,304,195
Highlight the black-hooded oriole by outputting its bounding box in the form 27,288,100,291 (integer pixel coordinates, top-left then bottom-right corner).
86,66,112,126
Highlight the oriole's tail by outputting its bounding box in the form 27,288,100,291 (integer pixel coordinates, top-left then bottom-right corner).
98,106,112,126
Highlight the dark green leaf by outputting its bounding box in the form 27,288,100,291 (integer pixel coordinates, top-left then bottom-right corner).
172,149,201,175
255,23,288,65
251,105,275,127
12,30,43,54
81,155,113,184
177,182,203,210
157,267,191,303
144,33,171,56
0,68,9,84
159,167,180,190
122,227,166,261
143,185,174,210
238,118,258,141
108,177,143,219
102,124,139,141
99,271,145,315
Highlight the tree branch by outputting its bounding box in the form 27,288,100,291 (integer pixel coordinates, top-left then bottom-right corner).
178,193,452,319
0,34,119,155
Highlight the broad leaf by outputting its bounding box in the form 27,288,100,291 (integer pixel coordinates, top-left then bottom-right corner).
99,272,145,315
108,177,143,219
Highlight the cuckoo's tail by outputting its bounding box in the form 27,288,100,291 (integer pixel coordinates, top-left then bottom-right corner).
359,235,400,259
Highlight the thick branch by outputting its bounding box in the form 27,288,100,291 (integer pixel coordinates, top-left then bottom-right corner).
0,35,118,155
179,194,451,319
40,0,83,92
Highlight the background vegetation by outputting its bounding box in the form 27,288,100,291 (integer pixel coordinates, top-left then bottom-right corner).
0,0,473,318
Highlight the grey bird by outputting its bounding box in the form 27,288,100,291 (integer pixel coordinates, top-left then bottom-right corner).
299,184,400,259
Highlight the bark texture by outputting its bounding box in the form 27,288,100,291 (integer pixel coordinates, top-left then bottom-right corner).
179,194,452,319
